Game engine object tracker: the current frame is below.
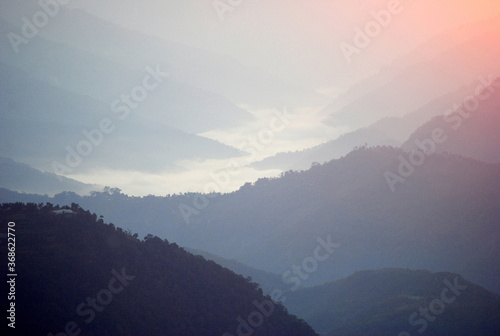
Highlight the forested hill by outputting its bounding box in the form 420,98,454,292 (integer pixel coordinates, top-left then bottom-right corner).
285,268,500,336
0,203,317,336
1,147,500,294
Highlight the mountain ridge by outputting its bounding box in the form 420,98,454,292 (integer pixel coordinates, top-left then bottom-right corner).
1,147,499,293
0,203,318,336
285,268,500,336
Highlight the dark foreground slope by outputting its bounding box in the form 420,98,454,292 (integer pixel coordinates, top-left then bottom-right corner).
285,269,500,336
0,203,317,336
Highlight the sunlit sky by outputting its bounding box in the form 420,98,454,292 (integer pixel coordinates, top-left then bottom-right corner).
70,0,500,89
3,0,500,196
63,0,500,196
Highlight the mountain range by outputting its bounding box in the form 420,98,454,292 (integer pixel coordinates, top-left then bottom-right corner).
323,18,500,129
0,3,499,335
1,204,498,336
2,146,499,294
403,77,500,163
254,76,500,172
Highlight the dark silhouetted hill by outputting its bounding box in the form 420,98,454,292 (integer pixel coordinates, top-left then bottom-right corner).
0,203,317,336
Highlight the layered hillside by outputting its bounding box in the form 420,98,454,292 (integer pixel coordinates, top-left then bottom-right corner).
285,269,500,336
1,147,499,294
403,77,500,163
0,203,317,336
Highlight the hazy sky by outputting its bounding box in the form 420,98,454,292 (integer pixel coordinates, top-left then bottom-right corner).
3,0,500,196
69,0,500,91
65,0,500,196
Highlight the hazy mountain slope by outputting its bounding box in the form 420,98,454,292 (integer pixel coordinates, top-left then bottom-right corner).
322,16,500,116
0,6,327,110
0,157,95,196
252,119,400,171
2,147,499,294
0,203,317,336
186,248,283,294
285,269,500,336
43,8,328,107
0,17,254,135
253,81,481,171
402,77,500,163
186,148,500,292
0,61,244,173
323,33,500,130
